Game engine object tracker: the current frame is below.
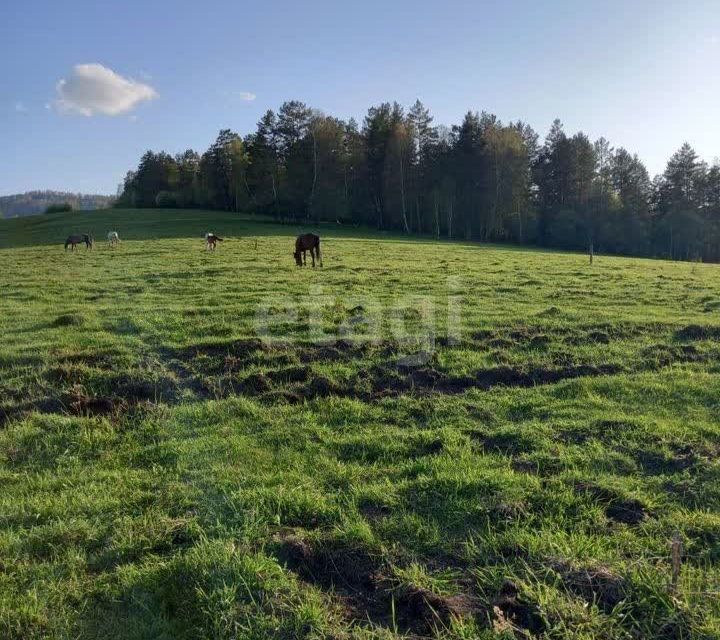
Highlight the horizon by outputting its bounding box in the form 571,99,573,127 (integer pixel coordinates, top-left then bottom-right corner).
2,0,719,196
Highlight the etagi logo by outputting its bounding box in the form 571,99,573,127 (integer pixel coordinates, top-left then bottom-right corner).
254,277,462,367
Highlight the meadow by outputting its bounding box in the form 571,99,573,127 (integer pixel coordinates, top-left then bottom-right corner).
1,209,719,639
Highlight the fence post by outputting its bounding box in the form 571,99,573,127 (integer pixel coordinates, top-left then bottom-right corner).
670,531,682,595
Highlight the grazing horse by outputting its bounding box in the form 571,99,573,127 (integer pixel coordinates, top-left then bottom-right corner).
107,231,120,247
64,234,93,251
205,233,223,251
294,233,322,267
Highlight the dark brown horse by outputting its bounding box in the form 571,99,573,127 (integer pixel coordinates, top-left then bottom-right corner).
64,234,93,251
205,233,223,251
294,233,322,267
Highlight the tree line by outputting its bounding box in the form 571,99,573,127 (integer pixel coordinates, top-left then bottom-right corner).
0,191,114,218
116,100,720,262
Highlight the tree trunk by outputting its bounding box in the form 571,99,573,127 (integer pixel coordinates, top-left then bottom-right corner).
309,128,318,222
492,146,500,238
415,195,421,233
399,152,410,234
243,175,255,206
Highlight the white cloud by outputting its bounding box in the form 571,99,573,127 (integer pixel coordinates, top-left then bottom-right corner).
238,91,256,102
15,101,27,113
55,63,157,116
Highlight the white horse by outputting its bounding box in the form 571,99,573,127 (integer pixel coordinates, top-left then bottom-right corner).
107,231,120,247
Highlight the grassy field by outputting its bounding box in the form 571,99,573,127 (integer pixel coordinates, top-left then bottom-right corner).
1,208,720,639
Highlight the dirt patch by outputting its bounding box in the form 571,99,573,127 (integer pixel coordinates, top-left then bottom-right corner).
392,586,482,634
50,378,164,419
412,437,445,456
0,397,66,426
675,324,720,341
0,405,11,428
574,481,618,503
475,430,536,455
174,338,266,363
551,559,627,613
510,459,538,475
303,375,337,398
240,368,339,400
68,392,124,416
155,329,706,404
560,419,639,445
51,313,85,328
46,364,89,384
235,360,627,403
55,352,118,368
111,375,174,403
474,323,644,350
297,339,376,363
274,533,482,635
573,482,648,525
64,386,132,417
256,389,304,405
538,306,562,317
275,533,382,608
606,499,648,525
640,344,702,367
528,335,551,349
239,372,272,394
634,447,699,475
349,362,623,402
358,502,393,521
586,330,611,344
491,579,546,637
474,363,622,390
266,366,311,384
490,502,528,523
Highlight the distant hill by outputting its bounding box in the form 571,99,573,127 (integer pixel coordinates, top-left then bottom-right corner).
0,191,114,218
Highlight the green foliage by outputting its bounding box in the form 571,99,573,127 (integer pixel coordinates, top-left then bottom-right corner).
1,208,720,638
113,100,720,263
154,190,178,208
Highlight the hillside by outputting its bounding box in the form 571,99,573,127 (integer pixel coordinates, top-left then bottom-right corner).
0,191,114,218
1,209,719,639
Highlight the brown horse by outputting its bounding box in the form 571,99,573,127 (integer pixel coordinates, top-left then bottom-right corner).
205,233,223,251
294,233,322,267
65,234,93,251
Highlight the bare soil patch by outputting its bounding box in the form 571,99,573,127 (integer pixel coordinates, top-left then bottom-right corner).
274,533,483,635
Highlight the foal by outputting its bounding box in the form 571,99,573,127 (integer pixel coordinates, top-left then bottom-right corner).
107,231,120,247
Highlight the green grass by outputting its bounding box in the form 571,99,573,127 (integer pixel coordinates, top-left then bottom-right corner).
1,208,720,639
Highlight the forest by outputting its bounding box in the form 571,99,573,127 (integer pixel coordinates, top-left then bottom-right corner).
0,191,114,218
116,100,720,262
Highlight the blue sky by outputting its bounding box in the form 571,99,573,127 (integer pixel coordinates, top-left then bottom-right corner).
1,0,718,195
